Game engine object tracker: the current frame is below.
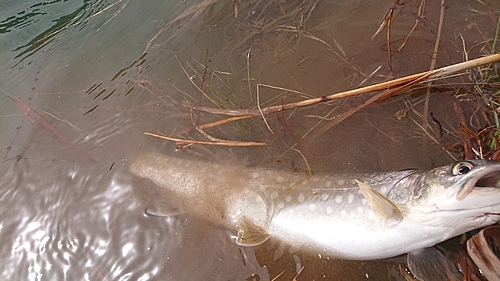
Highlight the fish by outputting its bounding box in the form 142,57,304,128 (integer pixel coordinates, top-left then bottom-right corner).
130,152,500,279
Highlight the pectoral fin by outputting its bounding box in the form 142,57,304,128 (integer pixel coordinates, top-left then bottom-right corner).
407,247,462,281
235,216,270,246
355,179,403,225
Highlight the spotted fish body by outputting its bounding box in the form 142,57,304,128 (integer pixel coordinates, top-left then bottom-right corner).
130,152,500,260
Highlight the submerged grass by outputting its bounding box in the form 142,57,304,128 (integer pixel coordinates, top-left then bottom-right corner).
140,0,500,166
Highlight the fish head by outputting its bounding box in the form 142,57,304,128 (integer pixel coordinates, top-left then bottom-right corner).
391,160,500,230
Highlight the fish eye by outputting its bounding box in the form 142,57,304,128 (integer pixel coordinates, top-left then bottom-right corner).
451,162,474,175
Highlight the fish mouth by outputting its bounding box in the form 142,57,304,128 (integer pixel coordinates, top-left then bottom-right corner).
457,169,500,201
475,172,500,188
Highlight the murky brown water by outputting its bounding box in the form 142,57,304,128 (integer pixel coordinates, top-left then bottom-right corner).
0,0,499,280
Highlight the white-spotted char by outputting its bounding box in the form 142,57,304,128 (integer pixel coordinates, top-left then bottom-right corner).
130,152,500,261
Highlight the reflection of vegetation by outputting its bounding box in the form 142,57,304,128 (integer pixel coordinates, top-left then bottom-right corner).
0,2,47,33
4,0,129,67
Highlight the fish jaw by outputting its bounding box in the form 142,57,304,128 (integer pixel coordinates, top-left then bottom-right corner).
390,160,500,240
404,188,500,240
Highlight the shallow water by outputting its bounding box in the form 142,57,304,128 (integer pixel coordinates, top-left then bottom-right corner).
0,0,499,280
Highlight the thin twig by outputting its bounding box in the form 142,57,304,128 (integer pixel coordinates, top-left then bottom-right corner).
196,49,209,125
371,1,400,41
246,47,254,104
397,0,426,53
144,132,266,147
410,117,457,161
257,81,274,133
189,109,226,142
293,266,305,281
386,9,393,72
270,270,286,281
174,116,252,135
422,0,446,132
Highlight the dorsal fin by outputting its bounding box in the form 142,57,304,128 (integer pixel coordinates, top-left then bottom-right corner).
355,179,403,225
235,216,270,246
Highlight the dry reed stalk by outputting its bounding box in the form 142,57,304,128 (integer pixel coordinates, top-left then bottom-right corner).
182,53,500,118
310,70,434,141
